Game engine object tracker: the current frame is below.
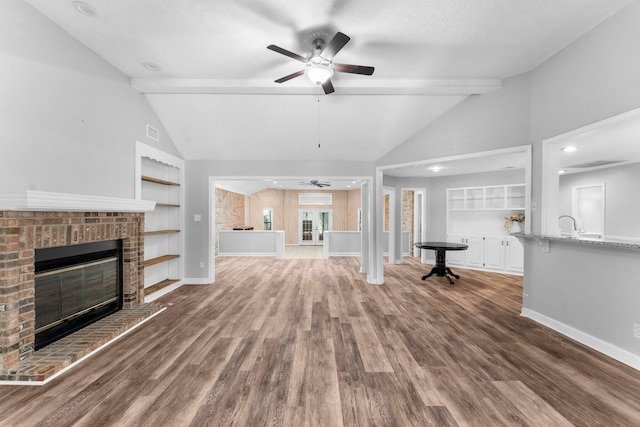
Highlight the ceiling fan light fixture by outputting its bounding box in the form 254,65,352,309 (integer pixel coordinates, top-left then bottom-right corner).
305,57,334,84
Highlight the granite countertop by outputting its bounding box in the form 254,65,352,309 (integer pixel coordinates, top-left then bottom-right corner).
514,233,640,250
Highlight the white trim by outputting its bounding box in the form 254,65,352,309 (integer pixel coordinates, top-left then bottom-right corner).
217,252,278,257
521,308,640,372
132,78,502,95
183,278,214,285
326,252,361,257
0,308,167,386
144,281,184,303
0,191,155,212
134,141,185,201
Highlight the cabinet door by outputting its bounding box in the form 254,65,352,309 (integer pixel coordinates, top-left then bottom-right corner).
505,237,524,272
465,188,485,210
446,235,465,265
484,236,505,270
485,186,506,209
464,236,484,268
448,189,465,210
506,185,526,209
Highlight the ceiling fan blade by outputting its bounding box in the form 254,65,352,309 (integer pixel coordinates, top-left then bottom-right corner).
275,70,305,83
335,63,375,75
321,79,335,94
267,45,308,63
321,32,350,60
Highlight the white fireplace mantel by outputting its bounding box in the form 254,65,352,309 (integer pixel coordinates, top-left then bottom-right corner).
0,191,156,212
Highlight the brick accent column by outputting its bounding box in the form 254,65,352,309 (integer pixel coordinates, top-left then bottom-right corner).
0,211,145,371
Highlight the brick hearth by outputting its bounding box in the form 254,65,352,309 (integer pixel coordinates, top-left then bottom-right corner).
0,211,146,375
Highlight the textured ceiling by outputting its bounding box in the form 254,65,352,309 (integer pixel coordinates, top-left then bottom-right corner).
25,0,632,163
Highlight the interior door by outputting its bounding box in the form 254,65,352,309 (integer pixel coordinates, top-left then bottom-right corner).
299,209,332,245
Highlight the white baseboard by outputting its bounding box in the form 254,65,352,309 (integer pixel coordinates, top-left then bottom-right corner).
183,278,213,285
327,252,360,257
521,308,640,372
218,252,276,257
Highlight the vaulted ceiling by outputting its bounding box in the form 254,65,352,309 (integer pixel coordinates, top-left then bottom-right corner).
26,0,632,163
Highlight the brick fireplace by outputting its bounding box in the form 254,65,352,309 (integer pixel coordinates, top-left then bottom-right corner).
0,191,155,378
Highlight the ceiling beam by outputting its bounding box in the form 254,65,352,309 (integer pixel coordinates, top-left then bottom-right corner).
131,78,502,95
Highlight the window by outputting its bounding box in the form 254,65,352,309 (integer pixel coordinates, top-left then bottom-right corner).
263,208,273,230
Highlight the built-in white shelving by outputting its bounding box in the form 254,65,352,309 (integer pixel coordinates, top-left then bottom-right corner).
446,184,525,274
135,142,185,302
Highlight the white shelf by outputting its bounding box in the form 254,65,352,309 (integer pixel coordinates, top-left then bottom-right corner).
136,142,185,299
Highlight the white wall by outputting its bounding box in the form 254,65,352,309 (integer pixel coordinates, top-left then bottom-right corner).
0,1,181,197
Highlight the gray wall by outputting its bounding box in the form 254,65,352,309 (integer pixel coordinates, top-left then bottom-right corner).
559,162,640,238
0,1,180,197
376,73,532,168
379,1,640,361
525,1,640,359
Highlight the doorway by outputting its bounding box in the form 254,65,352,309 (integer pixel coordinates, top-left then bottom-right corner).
299,209,332,245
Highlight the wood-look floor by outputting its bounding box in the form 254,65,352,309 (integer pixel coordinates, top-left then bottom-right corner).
1,257,640,426
284,245,324,259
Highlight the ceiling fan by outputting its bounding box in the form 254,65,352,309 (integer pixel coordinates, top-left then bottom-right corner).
299,180,331,188
267,31,375,94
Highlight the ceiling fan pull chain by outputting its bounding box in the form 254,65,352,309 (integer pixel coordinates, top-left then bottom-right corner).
317,94,321,149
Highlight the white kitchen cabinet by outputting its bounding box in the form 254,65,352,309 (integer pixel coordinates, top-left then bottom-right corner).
446,234,523,274
445,234,484,268
465,236,484,267
445,182,526,275
504,236,524,273
484,236,505,270
447,184,525,211
445,234,466,265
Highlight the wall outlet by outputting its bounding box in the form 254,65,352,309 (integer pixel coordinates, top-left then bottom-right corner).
194,214,202,222
199,262,205,268
634,323,640,339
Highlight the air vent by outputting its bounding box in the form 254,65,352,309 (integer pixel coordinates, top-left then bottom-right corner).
146,125,160,142
566,160,623,169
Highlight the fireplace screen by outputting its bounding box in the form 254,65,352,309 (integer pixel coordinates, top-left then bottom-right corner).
34,241,122,350
35,257,118,331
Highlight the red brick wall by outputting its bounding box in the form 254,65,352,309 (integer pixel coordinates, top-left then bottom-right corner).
0,211,144,371
403,190,415,254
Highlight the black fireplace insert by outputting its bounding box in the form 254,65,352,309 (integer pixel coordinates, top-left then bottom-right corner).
34,240,123,350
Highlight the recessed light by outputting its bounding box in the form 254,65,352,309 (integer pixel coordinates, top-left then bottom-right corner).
561,146,578,152
429,165,444,172
72,1,97,17
558,170,567,174
272,181,278,184
142,62,161,72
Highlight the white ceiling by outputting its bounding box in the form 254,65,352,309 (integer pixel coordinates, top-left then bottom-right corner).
24,0,632,165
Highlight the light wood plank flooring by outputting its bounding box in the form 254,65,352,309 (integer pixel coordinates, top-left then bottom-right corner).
284,245,324,259
1,257,639,426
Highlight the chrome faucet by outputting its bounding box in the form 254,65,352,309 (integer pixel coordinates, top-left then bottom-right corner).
559,215,583,235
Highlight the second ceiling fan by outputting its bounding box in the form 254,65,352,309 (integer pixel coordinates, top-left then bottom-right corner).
267,31,375,94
